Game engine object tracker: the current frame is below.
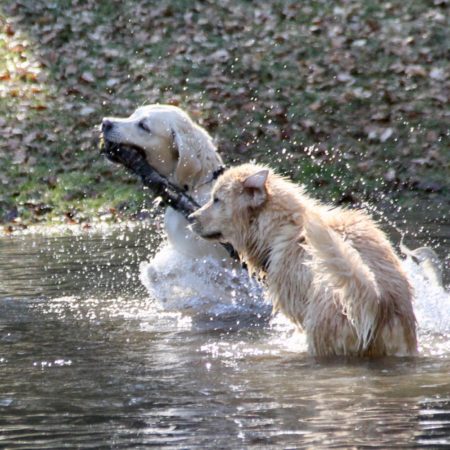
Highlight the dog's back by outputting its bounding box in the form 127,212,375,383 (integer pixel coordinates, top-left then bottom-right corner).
305,209,417,356
191,164,418,357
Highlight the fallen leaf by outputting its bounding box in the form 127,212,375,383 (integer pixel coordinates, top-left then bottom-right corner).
371,111,390,122
23,131,39,145
210,49,230,63
384,168,396,182
80,106,96,116
352,39,367,47
106,78,120,87
12,148,27,164
416,180,444,192
0,71,11,81
380,128,394,142
336,72,354,83
411,158,431,166
30,104,48,110
5,23,15,36
80,71,95,83
309,101,322,111
65,64,78,77
405,65,427,77
429,68,446,81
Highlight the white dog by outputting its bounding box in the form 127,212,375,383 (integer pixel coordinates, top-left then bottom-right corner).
190,164,418,357
102,104,231,261
102,105,263,314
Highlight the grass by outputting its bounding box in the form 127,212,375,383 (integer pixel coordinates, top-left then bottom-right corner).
0,0,448,230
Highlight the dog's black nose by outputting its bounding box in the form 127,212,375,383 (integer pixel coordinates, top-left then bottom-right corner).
102,119,114,133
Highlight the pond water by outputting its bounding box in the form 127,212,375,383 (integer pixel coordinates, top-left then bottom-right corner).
0,216,449,449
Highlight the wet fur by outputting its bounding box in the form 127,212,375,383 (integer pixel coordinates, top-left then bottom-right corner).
191,164,418,357
102,105,229,260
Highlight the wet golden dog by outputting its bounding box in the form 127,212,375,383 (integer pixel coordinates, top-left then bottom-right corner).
102,104,229,260
190,164,418,357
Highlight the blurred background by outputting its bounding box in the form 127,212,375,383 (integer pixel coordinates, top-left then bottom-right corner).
0,0,448,229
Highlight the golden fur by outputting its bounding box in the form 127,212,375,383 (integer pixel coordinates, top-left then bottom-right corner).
190,164,418,357
102,105,229,260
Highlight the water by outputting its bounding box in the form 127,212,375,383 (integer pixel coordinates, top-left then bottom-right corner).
0,219,449,449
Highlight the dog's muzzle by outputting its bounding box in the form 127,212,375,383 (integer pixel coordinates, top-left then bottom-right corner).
189,217,223,241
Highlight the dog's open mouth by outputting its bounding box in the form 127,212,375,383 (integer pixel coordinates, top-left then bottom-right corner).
100,138,147,165
200,231,223,241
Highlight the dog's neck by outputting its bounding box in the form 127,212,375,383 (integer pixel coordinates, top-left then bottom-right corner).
182,158,224,206
245,215,305,277
236,181,315,277
195,165,227,190
188,165,226,205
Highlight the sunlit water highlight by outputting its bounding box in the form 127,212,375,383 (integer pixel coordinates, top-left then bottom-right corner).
0,218,449,448
139,242,450,356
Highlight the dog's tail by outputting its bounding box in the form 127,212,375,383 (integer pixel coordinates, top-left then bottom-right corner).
304,215,381,350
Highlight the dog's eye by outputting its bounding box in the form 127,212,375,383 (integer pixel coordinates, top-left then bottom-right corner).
138,121,151,133
213,197,220,204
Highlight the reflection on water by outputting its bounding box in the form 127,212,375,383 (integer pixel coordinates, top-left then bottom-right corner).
0,224,155,300
0,220,449,449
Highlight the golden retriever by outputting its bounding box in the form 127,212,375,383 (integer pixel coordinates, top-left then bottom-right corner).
190,163,418,357
101,104,230,261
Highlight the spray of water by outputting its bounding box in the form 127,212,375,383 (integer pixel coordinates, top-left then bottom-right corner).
139,243,269,318
402,257,450,355
140,241,450,357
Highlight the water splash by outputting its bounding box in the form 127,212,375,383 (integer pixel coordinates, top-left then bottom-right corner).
402,257,450,355
140,243,450,357
139,243,269,318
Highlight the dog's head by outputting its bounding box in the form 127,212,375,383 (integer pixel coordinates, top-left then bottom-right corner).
189,164,270,247
101,104,222,191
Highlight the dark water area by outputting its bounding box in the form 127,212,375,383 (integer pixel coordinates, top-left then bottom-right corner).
0,217,449,449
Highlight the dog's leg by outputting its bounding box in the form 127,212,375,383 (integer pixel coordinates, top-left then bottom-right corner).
304,216,381,351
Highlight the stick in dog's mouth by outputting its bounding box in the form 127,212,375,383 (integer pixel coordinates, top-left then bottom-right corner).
100,137,147,165
98,136,241,262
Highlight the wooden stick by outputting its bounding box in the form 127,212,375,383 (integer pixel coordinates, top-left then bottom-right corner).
101,141,239,261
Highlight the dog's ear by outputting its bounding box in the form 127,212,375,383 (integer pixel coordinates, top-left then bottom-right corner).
242,169,269,207
171,122,202,190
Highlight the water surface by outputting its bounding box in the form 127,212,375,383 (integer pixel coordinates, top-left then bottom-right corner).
0,219,449,449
